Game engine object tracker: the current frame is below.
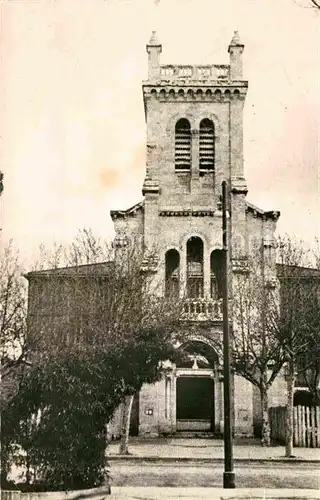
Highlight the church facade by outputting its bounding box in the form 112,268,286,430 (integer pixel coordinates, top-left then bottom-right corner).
108,32,287,438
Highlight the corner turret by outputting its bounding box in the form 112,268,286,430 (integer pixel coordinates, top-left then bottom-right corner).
146,31,162,80
228,31,244,80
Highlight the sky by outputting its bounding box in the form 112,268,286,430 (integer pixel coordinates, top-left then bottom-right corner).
1,0,319,261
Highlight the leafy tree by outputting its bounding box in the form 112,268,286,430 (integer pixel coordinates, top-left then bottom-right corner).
3,323,180,491
2,229,183,490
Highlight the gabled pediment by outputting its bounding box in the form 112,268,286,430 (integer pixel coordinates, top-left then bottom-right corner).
110,200,144,220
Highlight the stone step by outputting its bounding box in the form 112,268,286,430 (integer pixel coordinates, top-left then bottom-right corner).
165,431,219,439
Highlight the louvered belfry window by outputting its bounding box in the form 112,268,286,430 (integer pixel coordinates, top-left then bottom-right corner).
175,118,191,171
199,118,215,171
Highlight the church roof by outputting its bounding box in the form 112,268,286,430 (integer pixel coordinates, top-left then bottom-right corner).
276,263,320,279
25,261,114,279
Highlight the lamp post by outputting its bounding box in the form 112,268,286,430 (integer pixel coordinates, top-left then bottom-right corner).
222,180,235,488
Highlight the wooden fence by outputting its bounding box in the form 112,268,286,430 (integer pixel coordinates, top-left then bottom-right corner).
269,406,286,443
269,405,320,447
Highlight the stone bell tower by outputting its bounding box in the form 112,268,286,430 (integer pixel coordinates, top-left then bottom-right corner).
142,31,249,257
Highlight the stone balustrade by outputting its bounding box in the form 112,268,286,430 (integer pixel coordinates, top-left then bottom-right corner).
160,64,230,81
182,298,223,321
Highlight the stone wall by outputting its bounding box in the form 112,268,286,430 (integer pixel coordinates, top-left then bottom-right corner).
269,369,287,408
234,375,254,436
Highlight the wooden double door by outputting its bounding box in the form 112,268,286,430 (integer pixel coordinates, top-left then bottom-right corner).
176,376,214,431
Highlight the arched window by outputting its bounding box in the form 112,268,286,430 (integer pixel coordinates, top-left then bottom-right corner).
175,118,191,171
199,118,215,172
187,237,204,298
210,250,224,299
165,249,180,298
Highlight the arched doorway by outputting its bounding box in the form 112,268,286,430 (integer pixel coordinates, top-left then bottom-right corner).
175,340,219,432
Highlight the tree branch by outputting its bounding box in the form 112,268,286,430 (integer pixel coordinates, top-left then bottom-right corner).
310,0,320,9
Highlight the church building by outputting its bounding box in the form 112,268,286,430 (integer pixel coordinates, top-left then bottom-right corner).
108,32,286,438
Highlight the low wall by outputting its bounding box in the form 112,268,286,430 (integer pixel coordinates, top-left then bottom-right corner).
1,486,111,500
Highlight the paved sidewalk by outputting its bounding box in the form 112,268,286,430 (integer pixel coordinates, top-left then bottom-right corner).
109,486,320,499
107,437,320,462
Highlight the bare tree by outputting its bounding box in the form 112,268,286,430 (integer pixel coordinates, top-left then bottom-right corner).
230,235,319,452
0,235,86,407
297,238,320,401
297,296,320,401
310,0,320,9
34,228,109,270
314,237,320,269
231,252,285,446
0,242,28,379
293,0,320,9
26,229,183,455
275,235,320,457
119,394,135,455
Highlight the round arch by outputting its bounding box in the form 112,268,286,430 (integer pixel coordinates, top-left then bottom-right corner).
179,231,209,251
194,112,221,138
166,111,197,134
174,334,221,433
175,335,220,367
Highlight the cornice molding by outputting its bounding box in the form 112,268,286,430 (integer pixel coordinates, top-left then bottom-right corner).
143,84,247,103
159,209,215,217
